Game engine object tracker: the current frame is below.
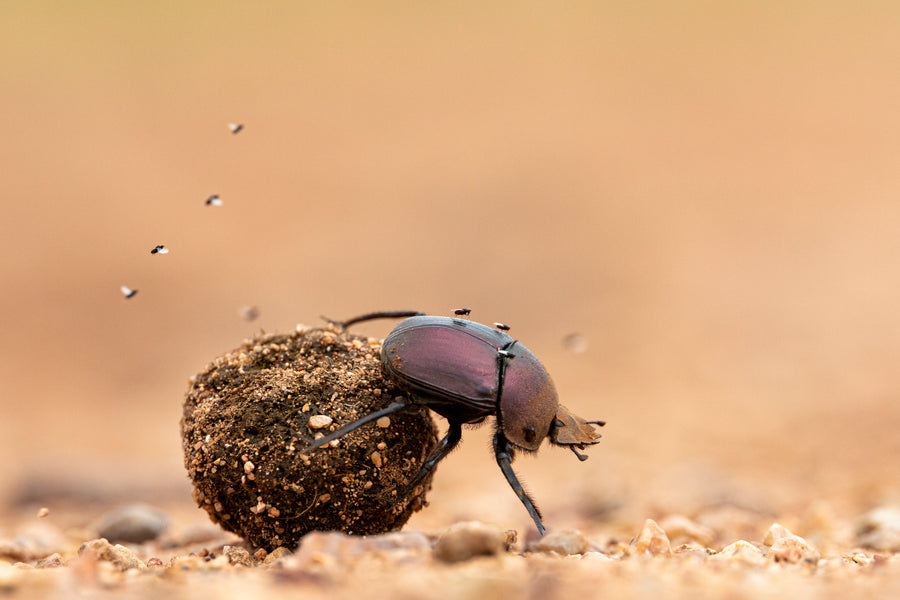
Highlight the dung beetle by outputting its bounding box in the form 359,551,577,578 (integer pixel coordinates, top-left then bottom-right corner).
306,310,605,534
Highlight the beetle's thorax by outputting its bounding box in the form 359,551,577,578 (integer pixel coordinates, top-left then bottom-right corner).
497,343,559,451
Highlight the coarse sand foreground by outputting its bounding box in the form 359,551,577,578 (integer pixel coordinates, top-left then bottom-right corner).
2,504,899,600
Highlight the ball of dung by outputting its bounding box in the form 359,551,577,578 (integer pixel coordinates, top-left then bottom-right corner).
181,325,439,550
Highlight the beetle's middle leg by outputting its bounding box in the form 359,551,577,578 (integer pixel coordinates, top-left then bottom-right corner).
389,420,463,498
493,431,546,535
321,310,425,330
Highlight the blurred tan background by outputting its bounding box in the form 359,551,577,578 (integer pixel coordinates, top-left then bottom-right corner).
1,2,898,531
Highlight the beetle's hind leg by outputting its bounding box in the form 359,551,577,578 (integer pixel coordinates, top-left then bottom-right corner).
321,310,425,330
303,401,411,452
493,431,546,535
382,420,463,499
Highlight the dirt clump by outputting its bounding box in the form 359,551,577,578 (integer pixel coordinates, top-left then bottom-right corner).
181,324,439,550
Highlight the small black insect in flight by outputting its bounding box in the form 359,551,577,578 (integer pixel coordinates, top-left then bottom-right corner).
452,308,471,316
494,322,510,331
307,309,605,535
120,285,138,299
228,123,244,134
150,244,169,255
206,194,222,206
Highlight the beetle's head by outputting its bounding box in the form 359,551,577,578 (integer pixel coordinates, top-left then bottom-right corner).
548,405,605,461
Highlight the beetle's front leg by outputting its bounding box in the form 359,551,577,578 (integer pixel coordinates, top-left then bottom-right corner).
493,431,546,535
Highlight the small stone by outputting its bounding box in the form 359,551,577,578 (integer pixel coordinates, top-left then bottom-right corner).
0,523,66,561
223,545,253,567
529,529,589,555
711,540,766,566
658,515,715,547
308,415,333,429
93,504,170,544
35,553,64,568
253,548,267,561
762,523,792,546
672,543,710,559
77,539,145,570
263,547,292,564
376,417,391,428
769,536,820,565
285,530,431,573
370,451,383,468
433,521,510,564
857,507,900,552
168,555,207,571
36,508,50,519
633,519,672,556
244,461,255,474
763,523,820,564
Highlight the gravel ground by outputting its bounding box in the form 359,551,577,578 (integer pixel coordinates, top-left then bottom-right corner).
2,501,899,600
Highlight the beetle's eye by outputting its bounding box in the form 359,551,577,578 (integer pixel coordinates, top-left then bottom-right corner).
523,426,536,444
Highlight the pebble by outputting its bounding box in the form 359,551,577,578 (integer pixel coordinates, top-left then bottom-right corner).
856,507,900,552
528,529,589,555
308,415,333,429
93,504,170,544
263,547,293,564
0,523,66,562
710,540,766,566
433,522,511,564
223,545,253,567
77,539,145,571
284,530,431,572
632,519,672,556
762,523,820,564
376,416,391,428
36,553,64,568
658,515,715,547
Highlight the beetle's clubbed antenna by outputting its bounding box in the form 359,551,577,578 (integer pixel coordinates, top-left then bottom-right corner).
303,401,411,452
321,310,424,331
569,446,590,461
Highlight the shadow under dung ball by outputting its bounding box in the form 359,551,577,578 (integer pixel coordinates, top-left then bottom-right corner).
181,325,439,550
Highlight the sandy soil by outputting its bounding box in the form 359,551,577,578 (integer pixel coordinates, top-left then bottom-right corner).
1,3,899,598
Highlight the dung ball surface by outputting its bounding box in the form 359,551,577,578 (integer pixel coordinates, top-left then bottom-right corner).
181,325,439,550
